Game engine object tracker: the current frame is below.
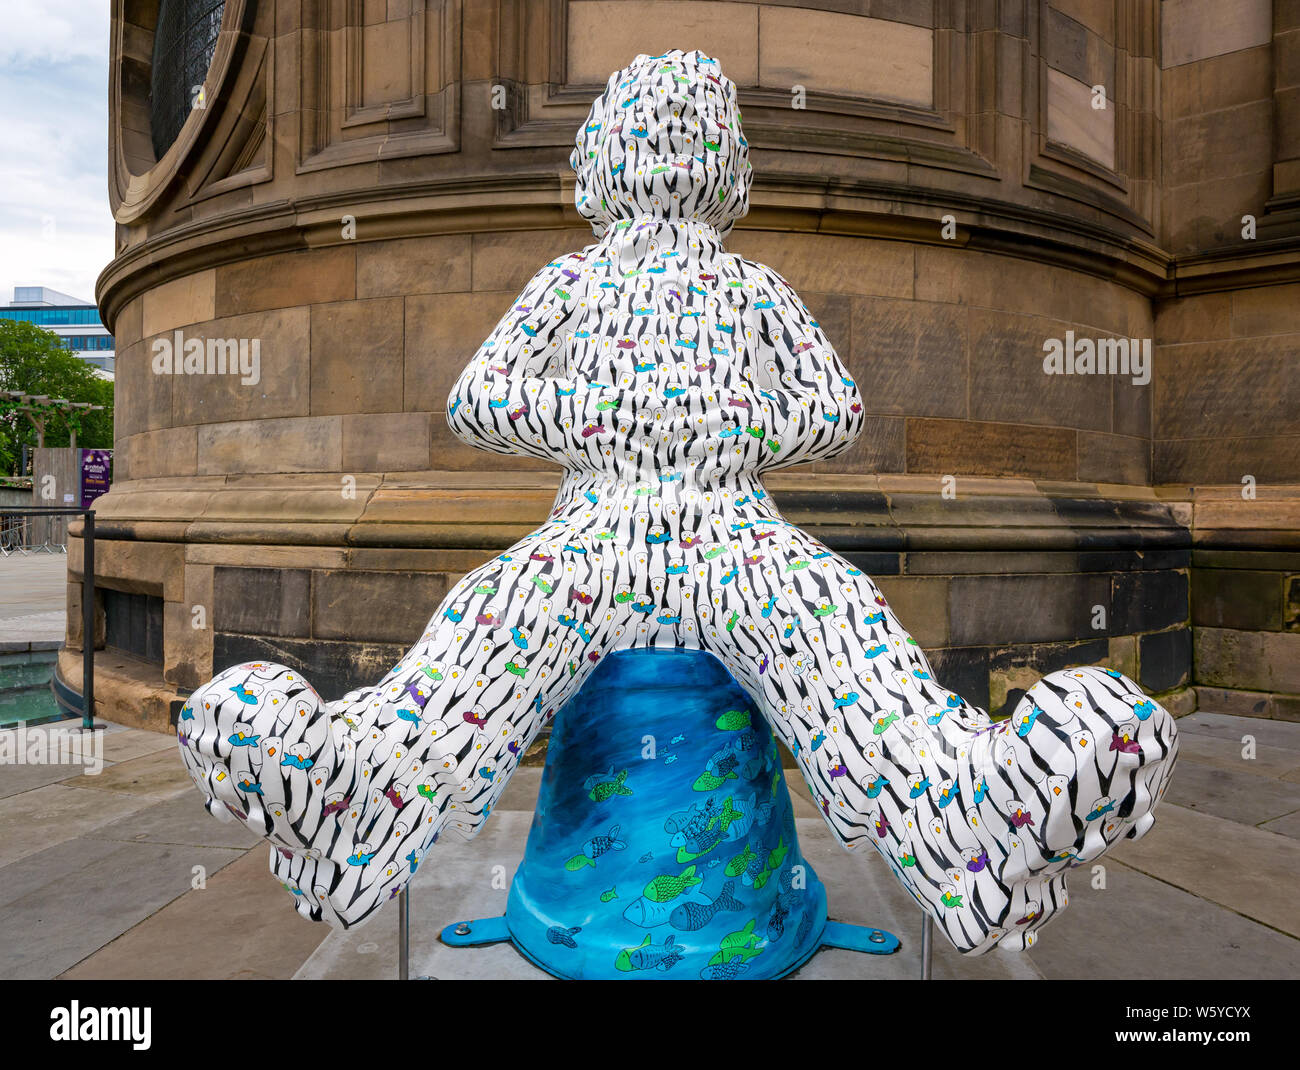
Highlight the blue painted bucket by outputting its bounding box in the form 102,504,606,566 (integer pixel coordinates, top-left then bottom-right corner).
503,647,829,979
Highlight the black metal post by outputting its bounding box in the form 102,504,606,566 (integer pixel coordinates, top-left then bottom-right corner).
81,510,95,730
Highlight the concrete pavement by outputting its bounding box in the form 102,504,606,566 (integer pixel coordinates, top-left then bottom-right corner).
1,556,69,727
0,710,1294,980
0,554,68,644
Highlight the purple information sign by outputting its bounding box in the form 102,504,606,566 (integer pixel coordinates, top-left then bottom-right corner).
80,449,112,509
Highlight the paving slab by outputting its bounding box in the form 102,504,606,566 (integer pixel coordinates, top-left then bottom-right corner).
1173,732,1300,781
62,747,192,800
0,761,95,800
1259,810,1300,841
101,728,177,763
1110,803,1300,939
93,790,263,851
0,835,132,908
789,780,820,820
1025,857,1299,979
0,839,246,979
0,783,155,867
1163,756,1300,826
0,723,161,801
1177,712,1300,752
788,824,1043,980
0,611,65,643
62,847,329,980
493,765,543,811
0,556,69,619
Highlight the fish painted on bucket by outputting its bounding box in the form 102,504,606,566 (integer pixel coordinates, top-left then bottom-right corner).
614,934,684,973
669,879,744,931
585,767,633,802
642,865,702,902
623,885,709,928
546,925,582,948
715,709,752,732
709,919,766,965
564,824,627,870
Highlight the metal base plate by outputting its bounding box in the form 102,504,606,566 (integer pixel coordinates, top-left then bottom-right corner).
821,919,901,955
439,915,511,948
439,914,900,976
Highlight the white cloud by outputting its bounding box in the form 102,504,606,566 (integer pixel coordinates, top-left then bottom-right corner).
0,7,114,312
0,1,110,66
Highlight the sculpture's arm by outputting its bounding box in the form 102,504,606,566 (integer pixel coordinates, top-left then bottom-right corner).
736,261,865,470
446,254,629,466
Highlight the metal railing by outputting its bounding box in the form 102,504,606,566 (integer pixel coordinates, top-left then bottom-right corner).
0,507,96,729
0,509,68,555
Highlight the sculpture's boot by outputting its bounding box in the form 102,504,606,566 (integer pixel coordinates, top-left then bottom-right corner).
851,665,1179,953
178,660,342,849
179,658,456,926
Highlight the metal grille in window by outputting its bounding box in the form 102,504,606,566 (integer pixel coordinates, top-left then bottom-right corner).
148,0,227,161
104,589,165,665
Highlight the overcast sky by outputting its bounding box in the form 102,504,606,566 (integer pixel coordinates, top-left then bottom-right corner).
0,2,114,309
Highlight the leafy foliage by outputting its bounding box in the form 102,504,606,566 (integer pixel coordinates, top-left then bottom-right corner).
0,320,114,474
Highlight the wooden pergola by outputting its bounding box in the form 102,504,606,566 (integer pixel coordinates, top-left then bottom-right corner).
1,390,105,449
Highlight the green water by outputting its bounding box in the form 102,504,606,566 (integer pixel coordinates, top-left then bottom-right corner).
0,649,64,727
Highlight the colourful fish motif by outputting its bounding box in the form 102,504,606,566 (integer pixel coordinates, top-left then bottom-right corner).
546,926,581,948
669,879,744,931
708,919,765,965
725,842,756,877
715,709,751,731
564,824,627,870
615,934,683,973
642,865,702,903
585,767,633,802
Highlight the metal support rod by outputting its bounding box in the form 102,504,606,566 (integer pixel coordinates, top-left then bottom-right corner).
920,912,933,980
81,510,95,731
398,886,409,981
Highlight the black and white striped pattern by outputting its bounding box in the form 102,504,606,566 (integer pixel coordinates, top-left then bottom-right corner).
177,50,1178,954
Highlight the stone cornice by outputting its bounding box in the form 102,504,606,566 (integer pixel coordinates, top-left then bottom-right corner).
79,471,1193,554
96,170,1300,332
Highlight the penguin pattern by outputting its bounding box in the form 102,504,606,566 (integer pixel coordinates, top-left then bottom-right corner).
178,50,1179,954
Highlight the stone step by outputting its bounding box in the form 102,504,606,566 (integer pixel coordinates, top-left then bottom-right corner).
0,659,57,691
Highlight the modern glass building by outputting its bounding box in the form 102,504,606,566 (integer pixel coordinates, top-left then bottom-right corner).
0,287,115,375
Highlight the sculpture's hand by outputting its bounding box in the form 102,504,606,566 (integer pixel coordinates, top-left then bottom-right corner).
740,261,866,469
445,247,617,463
449,371,632,468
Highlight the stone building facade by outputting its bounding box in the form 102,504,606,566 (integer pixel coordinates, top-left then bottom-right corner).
72,0,1300,731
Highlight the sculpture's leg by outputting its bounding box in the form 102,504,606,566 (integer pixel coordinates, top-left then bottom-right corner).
698,527,1178,953
179,525,623,927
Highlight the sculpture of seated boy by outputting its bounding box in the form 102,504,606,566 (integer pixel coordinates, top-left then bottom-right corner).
178,50,1178,955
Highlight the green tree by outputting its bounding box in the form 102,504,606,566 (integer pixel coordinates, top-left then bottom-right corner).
0,320,114,475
